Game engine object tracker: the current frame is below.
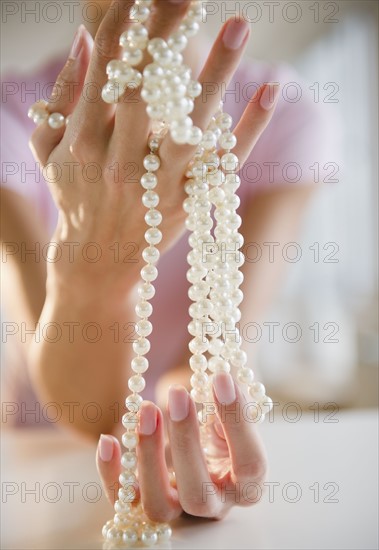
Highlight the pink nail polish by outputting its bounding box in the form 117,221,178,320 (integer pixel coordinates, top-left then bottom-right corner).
69,25,84,59
139,403,157,436
213,372,236,406
222,19,249,50
260,83,281,111
98,434,114,462
168,385,189,422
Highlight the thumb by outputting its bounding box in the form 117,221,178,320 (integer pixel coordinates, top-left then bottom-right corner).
96,434,122,505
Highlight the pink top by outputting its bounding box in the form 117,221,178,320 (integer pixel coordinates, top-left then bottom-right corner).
1,54,330,424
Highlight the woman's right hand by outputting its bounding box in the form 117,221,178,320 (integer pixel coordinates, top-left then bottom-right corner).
29,0,278,303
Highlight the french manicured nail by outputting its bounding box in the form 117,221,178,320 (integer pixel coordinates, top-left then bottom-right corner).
69,24,84,59
98,434,115,462
222,19,249,50
213,372,236,406
260,83,281,111
139,403,157,436
168,385,190,422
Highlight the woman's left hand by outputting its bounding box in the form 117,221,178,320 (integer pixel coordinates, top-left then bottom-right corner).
96,372,267,521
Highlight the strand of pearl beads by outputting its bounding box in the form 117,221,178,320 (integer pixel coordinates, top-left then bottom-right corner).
102,0,205,545
28,100,67,129
185,107,273,425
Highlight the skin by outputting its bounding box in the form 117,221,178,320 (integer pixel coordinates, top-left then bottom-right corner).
1,0,317,520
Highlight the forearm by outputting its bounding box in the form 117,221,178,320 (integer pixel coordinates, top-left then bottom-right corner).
28,281,138,439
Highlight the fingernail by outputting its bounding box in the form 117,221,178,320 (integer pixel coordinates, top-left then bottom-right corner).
260,83,281,111
139,403,157,436
168,385,189,422
98,434,115,462
213,372,236,406
169,0,186,3
69,24,84,59
222,19,249,50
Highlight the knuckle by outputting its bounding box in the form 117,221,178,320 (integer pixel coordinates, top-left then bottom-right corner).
94,31,119,64
234,458,267,484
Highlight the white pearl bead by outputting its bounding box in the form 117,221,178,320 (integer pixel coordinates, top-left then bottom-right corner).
125,393,143,411
143,154,160,172
141,264,158,282
190,371,209,388
128,374,146,393
187,80,202,98
179,20,200,37
216,112,233,130
208,187,226,205
142,246,160,264
208,337,224,356
130,4,150,23
118,485,137,502
123,529,138,545
141,172,158,190
201,130,217,150
186,265,208,283
237,367,255,385
153,48,173,66
114,499,131,514
145,209,162,227
189,336,209,354
249,382,266,399
145,227,162,245
188,126,203,145
141,86,162,103
133,337,150,355
221,152,239,172
188,281,210,301
219,132,237,150
208,356,230,373
121,451,137,470
131,355,149,373
168,32,188,52
230,349,248,367
138,282,155,300
207,169,226,187
135,299,153,318
143,63,164,81
106,527,123,542
141,527,158,546
189,354,207,371
260,395,273,414
122,24,148,49
48,113,65,129
122,411,138,430
121,432,139,450
157,524,172,541
148,37,167,55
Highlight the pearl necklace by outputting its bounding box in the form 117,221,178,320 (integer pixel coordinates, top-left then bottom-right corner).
29,0,272,545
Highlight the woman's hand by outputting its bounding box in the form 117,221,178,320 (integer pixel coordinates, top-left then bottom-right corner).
97,372,267,521
29,0,279,302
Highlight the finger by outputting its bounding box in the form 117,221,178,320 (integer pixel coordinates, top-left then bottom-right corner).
29,25,93,166
167,385,222,518
113,0,192,144
213,373,268,489
137,401,182,522
76,0,134,127
233,83,281,166
96,434,122,504
161,17,250,161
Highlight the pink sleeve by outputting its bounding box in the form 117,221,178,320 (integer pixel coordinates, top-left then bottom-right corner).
232,62,341,198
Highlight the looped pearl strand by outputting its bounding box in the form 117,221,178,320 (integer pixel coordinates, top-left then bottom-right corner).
28,100,68,129
185,105,273,424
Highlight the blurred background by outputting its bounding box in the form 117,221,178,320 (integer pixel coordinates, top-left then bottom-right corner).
1,0,378,410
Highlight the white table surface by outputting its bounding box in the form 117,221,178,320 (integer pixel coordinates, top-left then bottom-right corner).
1,410,378,550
